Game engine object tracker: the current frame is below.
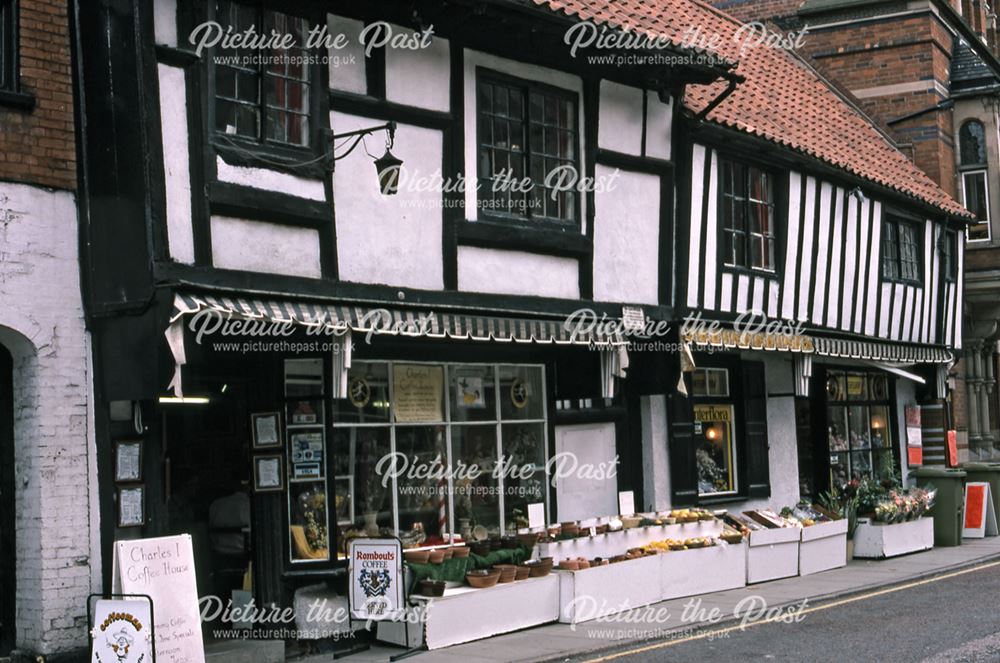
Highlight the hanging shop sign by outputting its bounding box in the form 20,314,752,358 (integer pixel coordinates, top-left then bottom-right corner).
681,328,815,353
90,598,154,663
393,364,444,422
112,535,204,663
349,376,371,408
348,538,404,621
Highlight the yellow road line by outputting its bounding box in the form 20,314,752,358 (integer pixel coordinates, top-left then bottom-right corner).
582,559,1000,663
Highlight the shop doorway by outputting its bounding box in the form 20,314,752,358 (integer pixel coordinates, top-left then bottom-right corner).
553,423,618,521
0,345,15,655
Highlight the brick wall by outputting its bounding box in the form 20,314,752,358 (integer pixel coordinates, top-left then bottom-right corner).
0,182,96,656
0,0,76,191
710,0,805,26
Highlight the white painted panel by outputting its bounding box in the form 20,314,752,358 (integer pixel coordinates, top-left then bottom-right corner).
812,183,833,323
926,225,939,343
826,188,844,329
797,177,816,322
327,15,367,95
644,91,672,160
840,195,858,330
720,272,734,312
921,223,934,344
385,27,449,112
458,246,579,299
878,282,892,338
158,64,194,264
955,230,965,348
464,50,585,224
641,395,669,511
781,172,802,320
768,280,779,319
155,0,177,47
216,158,327,201
865,202,882,337
593,167,659,305
854,200,870,335
891,283,903,340
944,284,955,347
736,273,750,313
331,112,444,290
687,145,706,308
211,216,321,278
703,151,718,310
598,80,643,155
554,423,618,522
901,286,914,343
752,276,765,313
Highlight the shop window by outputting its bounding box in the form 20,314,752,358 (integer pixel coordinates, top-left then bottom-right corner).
284,358,331,564
692,368,737,496
0,0,15,93
881,216,922,284
476,70,579,225
720,159,776,272
330,361,548,559
826,370,894,486
213,1,312,147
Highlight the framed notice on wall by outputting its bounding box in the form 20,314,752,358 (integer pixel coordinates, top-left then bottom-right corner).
114,439,143,482
251,411,282,449
254,455,285,492
392,364,444,423
117,485,145,528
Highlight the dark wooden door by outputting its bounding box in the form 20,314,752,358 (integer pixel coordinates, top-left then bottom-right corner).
0,345,15,655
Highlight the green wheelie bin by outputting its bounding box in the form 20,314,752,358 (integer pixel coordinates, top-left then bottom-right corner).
911,466,967,547
961,462,1000,529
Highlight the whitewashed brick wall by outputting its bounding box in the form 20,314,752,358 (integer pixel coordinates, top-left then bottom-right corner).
0,181,99,655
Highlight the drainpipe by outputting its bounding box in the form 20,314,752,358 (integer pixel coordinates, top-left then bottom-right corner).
694,71,745,122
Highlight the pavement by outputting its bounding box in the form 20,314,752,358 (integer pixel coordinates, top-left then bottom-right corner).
284,537,1000,663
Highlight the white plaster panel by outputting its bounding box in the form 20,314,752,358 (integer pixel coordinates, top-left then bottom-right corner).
463,49,586,226
592,166,659,305
215,158,327,201
554,423,619,522
158,63,194,264
644,90,672,160
598,80,643,156
457,246,579,299
211,216,322,278
327,14,367,95
385,26,449,112
641,395,670,512
155,0,178,47
331,112,444,290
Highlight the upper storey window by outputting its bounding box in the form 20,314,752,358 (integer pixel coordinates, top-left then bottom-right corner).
213,1,312,148
720,159,776,272
476,70,579,226
959,120,991,242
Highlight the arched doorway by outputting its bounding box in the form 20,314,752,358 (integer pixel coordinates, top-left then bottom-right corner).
0,344,14,655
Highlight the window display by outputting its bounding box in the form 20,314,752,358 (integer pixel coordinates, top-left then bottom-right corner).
331,361,549,558
826,370,894,486
691,368,737,496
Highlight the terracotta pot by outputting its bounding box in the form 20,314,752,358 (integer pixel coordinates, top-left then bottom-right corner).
428,549,446,564
404,550,430,564
466,569,501,589
418,579,446,597
451,545,471,559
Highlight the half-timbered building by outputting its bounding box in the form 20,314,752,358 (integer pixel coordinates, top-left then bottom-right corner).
72,0,972,642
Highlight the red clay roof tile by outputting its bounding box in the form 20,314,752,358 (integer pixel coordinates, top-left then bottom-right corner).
532,0,973,219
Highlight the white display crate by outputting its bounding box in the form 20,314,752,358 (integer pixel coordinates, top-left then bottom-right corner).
852,517,934,559
798,519,848,576
557,554,662,624
537,521,723,563
660,540,747,600
401,574,560,650
746,527,800,584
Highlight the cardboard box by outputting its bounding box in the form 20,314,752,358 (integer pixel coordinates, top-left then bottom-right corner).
798,519,848,575
746,527,800,584
405,575,560,649
660,540,747,600
558,554,662,624
853,517,934,559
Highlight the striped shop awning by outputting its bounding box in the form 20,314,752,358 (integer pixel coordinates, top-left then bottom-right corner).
169,292,625,346
812,337,953,364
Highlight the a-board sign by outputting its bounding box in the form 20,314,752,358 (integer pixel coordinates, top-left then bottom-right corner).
963,482,999,539
113,535,205,663
348,538,404,621
90,598,154,663
618,490,635,516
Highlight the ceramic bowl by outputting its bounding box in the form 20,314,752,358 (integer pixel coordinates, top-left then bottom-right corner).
559,559,580,571
418,579,446,597
492,564,517,583
517,532,540,549
403,550,430,564
451,545,471,558
441,548,454,561
523,561,552,578
466,569,501,589
428,549,446,564
514,565,530,580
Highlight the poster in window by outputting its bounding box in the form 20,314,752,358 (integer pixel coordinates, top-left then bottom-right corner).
114,439,143,482
393,364,444,423
254,455,284,492
456,375,485,408
251,412,282,448
117,485,145,528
